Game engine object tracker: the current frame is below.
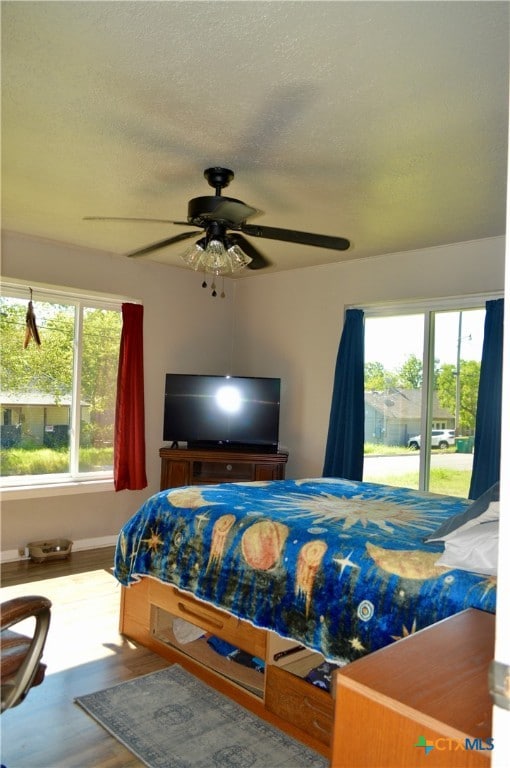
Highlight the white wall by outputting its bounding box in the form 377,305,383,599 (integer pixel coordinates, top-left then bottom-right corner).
1,232,505,554
232,237,505,478
0,231,234,552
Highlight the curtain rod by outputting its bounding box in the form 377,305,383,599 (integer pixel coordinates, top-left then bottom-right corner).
1,277,141,307
349,291,504,317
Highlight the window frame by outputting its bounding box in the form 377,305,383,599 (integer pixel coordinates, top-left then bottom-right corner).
0,278,138,497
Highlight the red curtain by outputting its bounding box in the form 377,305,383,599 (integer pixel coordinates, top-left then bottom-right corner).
114,303,147,491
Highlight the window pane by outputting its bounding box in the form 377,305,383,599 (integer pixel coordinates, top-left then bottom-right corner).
364,314,424,490
429,309,484,497
0,297,74,477
363,305,485,498
79,308,121,472
0,294,121,482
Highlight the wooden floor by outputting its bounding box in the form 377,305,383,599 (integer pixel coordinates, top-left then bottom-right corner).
1,548,170,768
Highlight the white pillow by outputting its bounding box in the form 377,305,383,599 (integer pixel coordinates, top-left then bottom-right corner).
435,520,499,576
440,501,499,541
424,482,500,543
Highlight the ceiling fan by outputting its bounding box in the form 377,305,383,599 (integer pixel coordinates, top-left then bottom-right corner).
85,167,350,273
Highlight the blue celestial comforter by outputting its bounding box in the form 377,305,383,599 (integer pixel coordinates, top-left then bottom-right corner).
114,478,497,664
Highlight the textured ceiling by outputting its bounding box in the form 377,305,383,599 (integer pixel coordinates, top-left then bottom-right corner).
1,1,508,276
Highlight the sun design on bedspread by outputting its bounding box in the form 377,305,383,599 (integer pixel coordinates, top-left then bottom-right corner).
349,636,365,653
391,617,418,641
142,527,164,553
271,492,427,532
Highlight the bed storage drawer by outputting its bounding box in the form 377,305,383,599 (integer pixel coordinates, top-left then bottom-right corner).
149,581,266,659
151,605,266,698
265,660,334,746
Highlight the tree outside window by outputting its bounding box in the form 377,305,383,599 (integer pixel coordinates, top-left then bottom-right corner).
0,289,122,483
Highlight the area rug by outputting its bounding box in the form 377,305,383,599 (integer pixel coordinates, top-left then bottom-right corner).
75,664,328,768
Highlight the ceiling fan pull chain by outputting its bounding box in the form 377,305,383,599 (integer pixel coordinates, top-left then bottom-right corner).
211,280,217,297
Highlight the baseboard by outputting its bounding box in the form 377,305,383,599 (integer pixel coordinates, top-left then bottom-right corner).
1,534,118,564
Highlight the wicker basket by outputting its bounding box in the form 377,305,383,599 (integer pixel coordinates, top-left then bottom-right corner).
27,538,73,563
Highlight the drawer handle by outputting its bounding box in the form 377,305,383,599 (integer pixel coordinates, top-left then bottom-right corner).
304,696,331,719
312,718,331,737
273,644,305,662
177,601,224,630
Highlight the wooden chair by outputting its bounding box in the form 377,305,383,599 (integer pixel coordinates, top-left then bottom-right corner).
1,595,51,712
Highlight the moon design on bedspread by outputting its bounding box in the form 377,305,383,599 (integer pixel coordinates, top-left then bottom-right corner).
241,520,289,571
366,542,452,580
167,487,219,508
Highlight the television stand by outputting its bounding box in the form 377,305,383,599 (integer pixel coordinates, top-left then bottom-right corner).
159,446,289,489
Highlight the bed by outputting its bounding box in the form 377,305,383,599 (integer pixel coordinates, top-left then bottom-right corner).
114,477,497,665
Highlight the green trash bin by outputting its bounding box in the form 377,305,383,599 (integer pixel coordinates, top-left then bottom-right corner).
456,437,473,453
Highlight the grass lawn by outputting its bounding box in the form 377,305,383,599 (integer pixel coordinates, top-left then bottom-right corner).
364,442,456,456
363,443,471,497
363,467,471,498
0,446,114,475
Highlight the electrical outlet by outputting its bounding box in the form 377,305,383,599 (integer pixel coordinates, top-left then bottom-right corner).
18,546,26,558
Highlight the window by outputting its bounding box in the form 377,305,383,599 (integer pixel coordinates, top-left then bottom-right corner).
0,282,124,488
362,295,500,498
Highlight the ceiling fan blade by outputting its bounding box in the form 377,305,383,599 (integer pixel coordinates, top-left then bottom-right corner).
240,224,350,251
127,230,202,258
83,216,189,225
229,233,271,270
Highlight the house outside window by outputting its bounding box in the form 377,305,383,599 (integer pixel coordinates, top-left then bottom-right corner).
0,281,124,489
361,294,501,498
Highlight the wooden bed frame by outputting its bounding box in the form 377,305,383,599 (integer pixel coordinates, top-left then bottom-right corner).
119,457,494,765
120,576,334,758
120,578,494,767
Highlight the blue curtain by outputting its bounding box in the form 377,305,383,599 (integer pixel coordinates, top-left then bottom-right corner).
323,308,365,480
468,298,504,499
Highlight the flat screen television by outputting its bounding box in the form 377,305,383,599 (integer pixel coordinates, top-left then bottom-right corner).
163,374,281,452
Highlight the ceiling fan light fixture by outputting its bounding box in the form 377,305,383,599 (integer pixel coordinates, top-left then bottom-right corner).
226,242,253,272
181,238,206,271
181,235,252,276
